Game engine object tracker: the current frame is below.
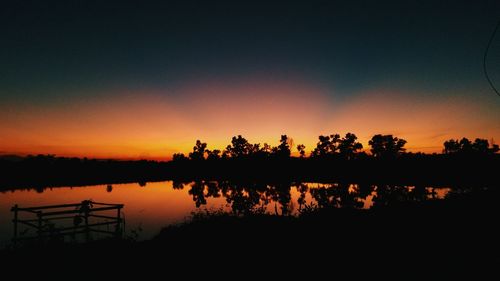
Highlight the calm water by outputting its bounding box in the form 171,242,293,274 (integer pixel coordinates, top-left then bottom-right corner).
0,181,450,248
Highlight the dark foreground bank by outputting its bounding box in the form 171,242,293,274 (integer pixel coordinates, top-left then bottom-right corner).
1,188,498,275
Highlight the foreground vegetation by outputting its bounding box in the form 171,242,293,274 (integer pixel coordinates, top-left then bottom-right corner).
1,187,498,272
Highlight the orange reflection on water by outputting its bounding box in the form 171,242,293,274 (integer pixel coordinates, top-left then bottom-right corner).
0,181,453,248
0,181,229,245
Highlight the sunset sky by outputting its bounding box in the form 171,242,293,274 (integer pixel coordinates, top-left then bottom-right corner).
1,0,500,160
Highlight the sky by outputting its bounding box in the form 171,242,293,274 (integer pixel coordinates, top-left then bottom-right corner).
1,0,500,160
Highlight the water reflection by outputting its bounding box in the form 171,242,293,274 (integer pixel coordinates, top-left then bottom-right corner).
175,181,451,215
0,181,452,248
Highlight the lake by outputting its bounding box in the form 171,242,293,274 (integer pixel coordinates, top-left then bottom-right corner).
0,181,450,248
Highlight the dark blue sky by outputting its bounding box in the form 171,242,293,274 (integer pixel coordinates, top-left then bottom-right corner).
2,0,500,100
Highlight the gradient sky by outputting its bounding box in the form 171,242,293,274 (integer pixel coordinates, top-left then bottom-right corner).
1,0,500,159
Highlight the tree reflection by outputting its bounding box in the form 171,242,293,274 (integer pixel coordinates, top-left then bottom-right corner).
188,181,207,207
409,185,429,202
172,181,185,190
222,182,263,215
296,183,308,211
371,184,428,208
306,183,358,209
179,180,447,214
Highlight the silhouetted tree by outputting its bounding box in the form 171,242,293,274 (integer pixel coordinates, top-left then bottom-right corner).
472,138,499,154
472,138,489,153
459,138,473,153
368,134,406,158
189,140,207,161
221,150,230,159
311,135,329,157
206,149,221,161
310,134,340,157
490,142,499,153
443,137,499,154
338,133,363,160
262,143,272,153
172,153,188,162
273,135,292,158
252,143,272,158
251,143,261,154
443,139,461,154
296,144,306,158
225,135,253,158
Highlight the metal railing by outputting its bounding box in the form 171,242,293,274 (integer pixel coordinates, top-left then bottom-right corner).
11,200,124,246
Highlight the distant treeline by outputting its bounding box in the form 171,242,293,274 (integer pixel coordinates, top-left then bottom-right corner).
167,134,499,185
0,133,498,189
172,133,499,161
0,156,169,190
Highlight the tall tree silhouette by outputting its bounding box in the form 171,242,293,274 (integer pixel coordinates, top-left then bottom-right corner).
225,135,253,158
273,135,292,158
338,133,363,160
368,134,406,158
296,144,306,158
459,138,473,153
443,139,461,154
311,134,340,157
472,138,490,153
189,140,207,161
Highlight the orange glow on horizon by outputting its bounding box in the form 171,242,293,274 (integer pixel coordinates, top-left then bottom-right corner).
1,80,499,160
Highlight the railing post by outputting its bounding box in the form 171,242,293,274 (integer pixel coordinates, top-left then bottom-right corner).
84,209,90,242
12,204,18,247
115,206,122,238
37,211,43,243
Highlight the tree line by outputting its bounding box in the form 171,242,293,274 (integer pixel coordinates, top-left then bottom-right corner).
1,133,498,189
173,133,499,161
